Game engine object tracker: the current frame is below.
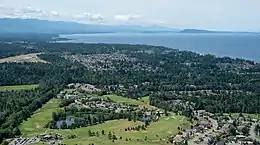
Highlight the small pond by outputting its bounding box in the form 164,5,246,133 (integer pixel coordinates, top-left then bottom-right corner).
56,118,75,128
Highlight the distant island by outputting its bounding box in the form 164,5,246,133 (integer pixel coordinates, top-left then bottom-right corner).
180,29,226,33
179,29,256,34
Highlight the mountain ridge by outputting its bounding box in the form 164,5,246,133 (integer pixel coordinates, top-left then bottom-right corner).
0,18,256,34
0,18,178,34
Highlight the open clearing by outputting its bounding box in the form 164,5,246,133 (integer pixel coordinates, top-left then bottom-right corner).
0,53,48,63
0,84,38,91
19,96,192,145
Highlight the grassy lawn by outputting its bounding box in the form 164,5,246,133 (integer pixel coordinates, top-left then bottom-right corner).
20,96,192,145
224,113,260,120
19,99,61,135
104,95,156,109
139,96,150,105
0,84,38,91
62,115,189,145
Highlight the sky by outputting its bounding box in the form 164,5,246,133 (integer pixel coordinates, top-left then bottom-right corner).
0,0,259,31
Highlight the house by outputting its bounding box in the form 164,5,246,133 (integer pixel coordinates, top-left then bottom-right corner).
43,134,52,140
173,135,185,144
8,137,40,145
204,135,214,144
67,83,75,88
81,84,101,92
56,94,64,99
235,135,246,141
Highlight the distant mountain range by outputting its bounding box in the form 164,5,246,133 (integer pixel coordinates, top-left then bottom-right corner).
0,18,256,34
0,18,178,34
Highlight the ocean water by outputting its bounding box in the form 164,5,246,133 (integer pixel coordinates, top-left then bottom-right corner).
61,33,260,61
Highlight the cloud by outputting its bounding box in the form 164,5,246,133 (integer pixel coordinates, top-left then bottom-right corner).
114,14,142,21
21,7,44,14
75,13,104,22
0,6,49,18
50,11,60,17
0,6,144,25
0,6,79,21
0,6,18,17
19,7,63,18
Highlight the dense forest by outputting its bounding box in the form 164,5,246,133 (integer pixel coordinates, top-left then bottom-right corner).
1,36,260,142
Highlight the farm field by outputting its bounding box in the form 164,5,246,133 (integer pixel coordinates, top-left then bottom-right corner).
19,96,192,145
0,84,38,91
0,53,47,63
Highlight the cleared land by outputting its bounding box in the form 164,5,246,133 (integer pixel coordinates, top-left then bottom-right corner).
19,96,192,145
0,84,38,91
0,53,47,63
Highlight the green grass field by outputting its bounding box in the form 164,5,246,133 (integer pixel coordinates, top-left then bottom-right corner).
0,84,38,91
19,96,192,145
104,95,156,109
19,99,61,135
224,113,260,120
139,96,150,105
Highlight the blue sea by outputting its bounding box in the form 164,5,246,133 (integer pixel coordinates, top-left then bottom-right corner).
61,33,260,61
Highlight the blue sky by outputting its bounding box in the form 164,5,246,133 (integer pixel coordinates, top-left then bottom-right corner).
0,0,259,31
